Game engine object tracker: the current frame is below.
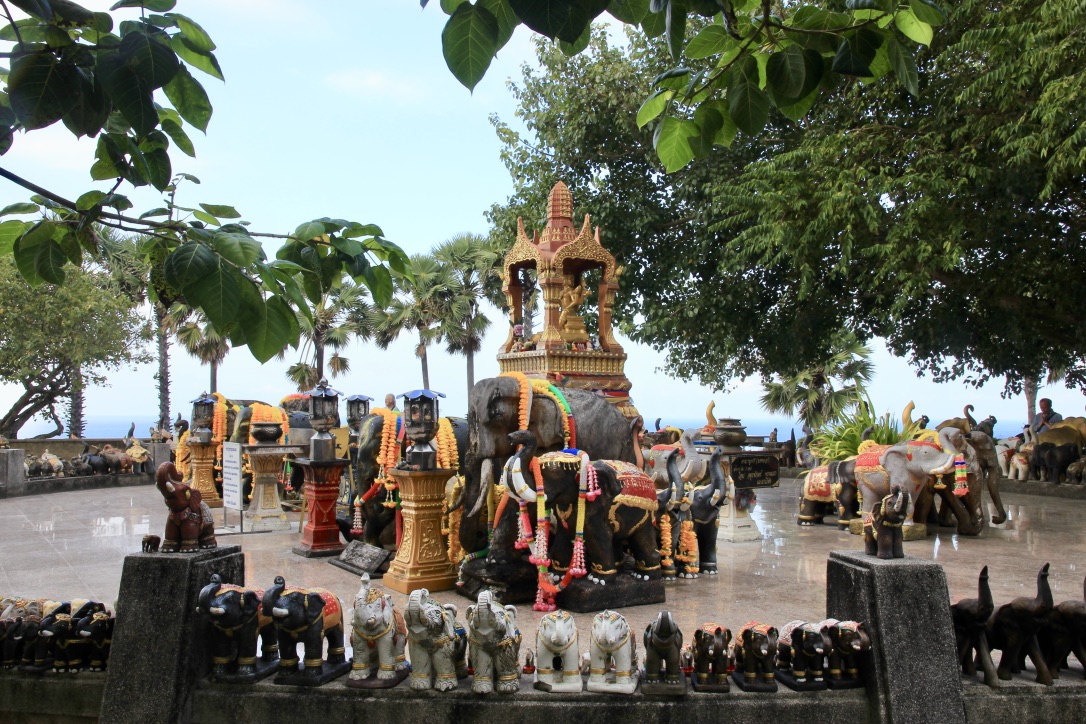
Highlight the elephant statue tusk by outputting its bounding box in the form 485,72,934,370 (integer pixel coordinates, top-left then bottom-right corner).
504,455,537,502
467,459,494,519
209,606,225,616
272,607,289,618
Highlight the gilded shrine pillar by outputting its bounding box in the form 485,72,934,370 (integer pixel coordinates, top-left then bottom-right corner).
188,439,221,508
244,444,303,532
291,458,347,558
382,468,458,593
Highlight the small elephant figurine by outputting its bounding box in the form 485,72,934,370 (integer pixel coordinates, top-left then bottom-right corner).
586,609,638,694
952,566,998,686
1039,574,1086,680
692,622,731,691
733,621,779,691
534,609,581,692
465,590,521,694
141,535,161,553
348,574,408,685
987,562,1053,685
642,610,684,688
864,486,909,559
156,462,217,552
822,620,871,687
262,576,347,681
77,610,115,671
40,601,106,672
776,620,827,688
197,574,278,679
404,588,467,691
125,440,151,474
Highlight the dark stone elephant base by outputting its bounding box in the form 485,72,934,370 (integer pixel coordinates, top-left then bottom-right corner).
732,669,779,692
776,669,828,692
455,558,539,604
690,677,730,693
557,576,665,614
273,659,351,686
639,672,687,696
213,657,279,684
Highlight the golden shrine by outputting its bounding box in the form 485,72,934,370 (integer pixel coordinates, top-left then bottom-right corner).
497,181,639,421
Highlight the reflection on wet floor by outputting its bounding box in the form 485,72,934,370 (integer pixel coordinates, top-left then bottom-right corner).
1,480,1084,641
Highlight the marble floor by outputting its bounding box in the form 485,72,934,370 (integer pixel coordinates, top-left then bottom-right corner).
1,479,1083,641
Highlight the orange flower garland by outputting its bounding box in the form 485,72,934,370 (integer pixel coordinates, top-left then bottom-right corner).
371,408,401,502
247,402,289,444
435,418,458,471
658,514,674,568
500,372,532,430
676,519,700,574
175,429,191,481
530,379,571,447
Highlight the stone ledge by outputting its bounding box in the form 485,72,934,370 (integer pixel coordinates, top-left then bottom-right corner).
997,478,1086,499
3,472,154,498
0,671,105,723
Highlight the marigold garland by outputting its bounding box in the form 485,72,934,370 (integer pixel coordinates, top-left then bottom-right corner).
500,372,533,431
435,418,458,470
175,429,191,481
247,402,289,444
676,518,699,573
442,475,465,563
658,514,674,569
371,407,402,506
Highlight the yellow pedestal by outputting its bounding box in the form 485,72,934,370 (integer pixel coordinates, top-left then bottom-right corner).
382,468,458,594
188,440,221,509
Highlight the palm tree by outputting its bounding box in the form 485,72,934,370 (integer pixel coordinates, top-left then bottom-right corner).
282,282,370,391
368,254,461,390
760,333,875,431
166,304,231,393
433,233,503,397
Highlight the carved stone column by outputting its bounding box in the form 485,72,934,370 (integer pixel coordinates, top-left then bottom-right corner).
188,439,221,508
538,270,566,350
244,444,303,532
291,458,346,557
382,468,457,593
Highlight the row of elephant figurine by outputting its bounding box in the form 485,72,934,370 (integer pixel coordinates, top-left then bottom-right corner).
0,597,114,672
998,433,1086,484
23,441,152,479
953,563,1086,688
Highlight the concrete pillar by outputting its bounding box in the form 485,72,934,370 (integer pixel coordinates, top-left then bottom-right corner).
0,448,26,497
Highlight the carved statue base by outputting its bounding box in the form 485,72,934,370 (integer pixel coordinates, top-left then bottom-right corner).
213,657,279,684
244,444,303,532
291,458,348,558
718,501,761,543
343,667,410,689
557,575,665,614
383,468,458,594
691,677,730,693
776,669,827,692
455,557,539,603
731,669,778,692
274,659,352,687
188,440,222,509
640,672,687,696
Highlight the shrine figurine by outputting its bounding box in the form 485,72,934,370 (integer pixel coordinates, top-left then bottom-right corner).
404,588,468,691
155,462,217,552
347,574,409,688
534,609,582,692
692,622,731,692
642,611,686,695
586,610,638,694
863,486,909,559
822,620,871,689
125,439,151,474
262,576,350,685
465,590,521,694
776,620,827,690
732,621,779,692
196,574,279,682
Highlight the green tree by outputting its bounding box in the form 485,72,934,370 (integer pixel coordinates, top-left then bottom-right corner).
368,255,461,391
760,334,874,431
282,282,369,392
167,304,229,393
433,232,503,397
0,255,149,438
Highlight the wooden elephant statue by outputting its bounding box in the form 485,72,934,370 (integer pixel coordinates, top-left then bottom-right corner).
349,574,408,685
642,610,683,685
586,609,638,694
196,574,278,678
1039,575,1086,680
534,609,581,692
261,576,346,680
692,623,731,691
465,590,521,694
822,620,871,687
403,588,467,691
77,610,115,672
777,620,826,688
987,562,1053,685
864,486,909,559
733,621,779,691
951,566,998,686
155,462,217,552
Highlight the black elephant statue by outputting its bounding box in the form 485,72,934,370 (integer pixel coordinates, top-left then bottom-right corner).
460,375,643,559
864,486,909,559
685,448,733,574
692,622,731,691
798,459,860,528
642,611,684,688
79,443,109,475
504,430,664,584
39,601,105,672
261,576,348,682
952,566,998,686
77,610,115,671
1039,575,1086,680
987,562,1054,685
732,621,779,692
197,574,279,679
1042,442,1079,483
1030,441,1057,481
822,620,871,688
776,620,827,688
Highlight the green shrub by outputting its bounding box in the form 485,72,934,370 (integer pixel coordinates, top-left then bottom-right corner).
810,406,904,462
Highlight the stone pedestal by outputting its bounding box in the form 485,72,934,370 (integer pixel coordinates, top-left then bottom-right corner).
0,448,26,497
291,458,346,558
718,501,761,542
100,545,243,724
826,549,965,724
383,468,458,594
244,444,302,532
148,442,172,471
188,439,221,509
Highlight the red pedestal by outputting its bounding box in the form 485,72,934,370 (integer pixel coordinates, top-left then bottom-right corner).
291,458,346,558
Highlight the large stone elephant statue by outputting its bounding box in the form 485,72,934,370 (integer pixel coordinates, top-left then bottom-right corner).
504,431,665,584
261,576,346,677
403,588,467,691
644,428,708,488
196,574,277,676
349,574,407,682
798,459,860,528
465,590,521,694
460,375,642,558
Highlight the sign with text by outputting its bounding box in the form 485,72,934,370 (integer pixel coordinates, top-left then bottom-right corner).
731,454,780,490
222,442,243,510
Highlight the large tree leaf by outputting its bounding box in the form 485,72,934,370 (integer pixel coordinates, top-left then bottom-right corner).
183,260,239,331
727,56,769,136
894,9,932,46
167,13,215,52
654,115,697,173
831,28,883,77
636,89,672,128
162,64,212,132
0,202,40,216
685,25,730,59
143,146,171,190
910,0,946,26
200,203,240,219
8,50,78,130
665,0,686,60
766,45,807,102
9,0,53,21
110,0,176,10
211,231,262,267
62,69,112,138
118,26,179,89
478,0,518,50
160,118,194,155
362,265,394,308
442,4,499,92
12,221,55,285
169,35,224,80
0,220,29,256
236,278,290,363
294,221,326,241
96,50,158,135
888,35,919,96
163,241,215,290
609,0,649,24
558,21,591,56
34,238,67,284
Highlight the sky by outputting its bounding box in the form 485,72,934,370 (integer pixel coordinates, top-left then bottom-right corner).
1,0,1081,439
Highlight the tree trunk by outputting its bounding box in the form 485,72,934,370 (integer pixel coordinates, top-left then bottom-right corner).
314,328,326,384
466,348,475,400
1024,376,1039,429
68,365,84,438
210,359,218,393
155,302,171,430
419,330,430,390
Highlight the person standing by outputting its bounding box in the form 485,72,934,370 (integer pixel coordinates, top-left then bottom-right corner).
1031,398,1063,433
384,393,399,412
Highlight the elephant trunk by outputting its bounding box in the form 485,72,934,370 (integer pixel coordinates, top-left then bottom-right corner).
156,462,180,496
760,641,769,657
660,448,681,508
939,488,982,535
985,468,1007,525
861,425,874,441
708,449,727,506
1038,563,1053,612
629,416,645,470
197,574,223,614
407,590,423,622
261,576,286,618
978,566,994,619
965,404,976,430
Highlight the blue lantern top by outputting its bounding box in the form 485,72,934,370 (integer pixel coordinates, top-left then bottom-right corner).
190,392,217,405
400,390,446,400
345,394,373,403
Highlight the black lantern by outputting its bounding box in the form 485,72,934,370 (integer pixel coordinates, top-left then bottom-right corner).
190,392,216,445
345,394,372,435
401,389,445,470
306,378,342,460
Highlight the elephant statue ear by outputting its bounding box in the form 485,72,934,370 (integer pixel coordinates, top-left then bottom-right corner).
504,604,517,628
241,590,260,619
443,602,458,618
305,592,326,618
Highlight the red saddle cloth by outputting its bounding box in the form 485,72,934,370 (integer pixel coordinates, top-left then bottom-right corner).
601,460,656,502
854,445,893,471
805,467,833,501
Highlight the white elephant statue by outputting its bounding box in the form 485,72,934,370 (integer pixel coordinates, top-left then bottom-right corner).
404,587,467,691
348,574,407,683
586,609,638,694
995,436,1022,478
534,609,581,692
1009,451,1031,481
465,590,521,694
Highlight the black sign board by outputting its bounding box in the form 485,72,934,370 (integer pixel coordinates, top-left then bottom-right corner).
731,454,780,490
